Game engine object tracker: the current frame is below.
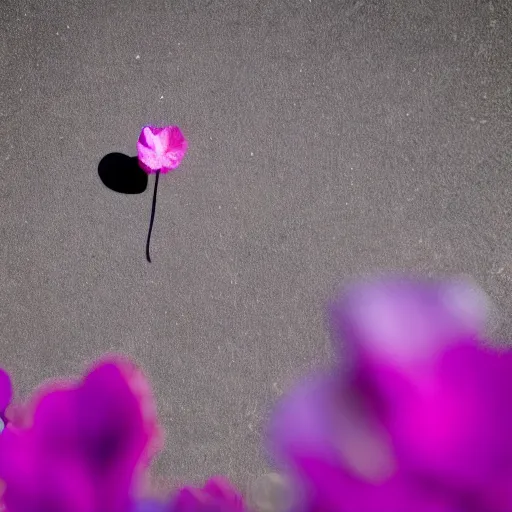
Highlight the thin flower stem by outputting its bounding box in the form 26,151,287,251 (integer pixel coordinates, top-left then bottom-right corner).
146,170,160,263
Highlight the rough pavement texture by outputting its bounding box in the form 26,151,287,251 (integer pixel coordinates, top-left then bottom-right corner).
1,0,511,488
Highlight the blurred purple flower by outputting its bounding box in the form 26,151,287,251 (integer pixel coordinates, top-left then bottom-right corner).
172,477,244,512
0,358,161,512
137,126,187,174
269,277,512,512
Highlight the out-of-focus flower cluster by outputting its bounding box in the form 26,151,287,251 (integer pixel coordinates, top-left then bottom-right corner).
0,359,243,512
270,276,512,512
2,276,512,512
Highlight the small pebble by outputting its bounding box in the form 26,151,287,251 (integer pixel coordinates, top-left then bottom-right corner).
135,54,140,60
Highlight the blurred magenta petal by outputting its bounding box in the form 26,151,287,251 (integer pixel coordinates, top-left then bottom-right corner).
173,477,244,512
331,278,512,493
270,276,512,512
78,359,161,512
78,359,161,470
0,368,12,414
137,126,187,174
0,357,161,512
294,456,460,512
329,277,489,375
386,344,512,501
0,426,95,512
269,374,343,467
269,374,462,512
269,374,414,512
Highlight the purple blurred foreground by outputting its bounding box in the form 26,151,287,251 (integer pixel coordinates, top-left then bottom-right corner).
270,276,512,512
2,276,512,512
0,357,243,512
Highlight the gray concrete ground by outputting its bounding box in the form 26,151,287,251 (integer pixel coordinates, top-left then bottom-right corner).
1,0,511,488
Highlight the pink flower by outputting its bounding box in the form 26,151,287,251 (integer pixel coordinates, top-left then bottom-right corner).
0,357,161,512
137,126,187,174
269,277,512,512
172,477,244,512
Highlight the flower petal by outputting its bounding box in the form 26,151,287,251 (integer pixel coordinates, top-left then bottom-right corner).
0,369,12,413
137,125,187,174
172,478,244,512
73,359,160,512
329,277,488,374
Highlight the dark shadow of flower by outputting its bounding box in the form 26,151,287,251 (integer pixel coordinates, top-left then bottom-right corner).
98,153,148,194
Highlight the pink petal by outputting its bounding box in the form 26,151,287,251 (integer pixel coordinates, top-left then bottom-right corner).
137,125,187,174
173,478,244,512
